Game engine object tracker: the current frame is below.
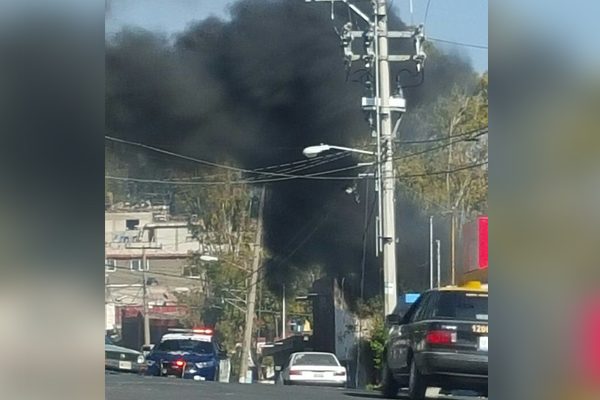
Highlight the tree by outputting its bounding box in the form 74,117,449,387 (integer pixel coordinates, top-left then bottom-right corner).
395,73,488,217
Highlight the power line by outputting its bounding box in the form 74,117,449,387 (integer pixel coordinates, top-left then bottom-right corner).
106,129,486,186
106,157,486,186
396,126,487,145
105,159,372,185
393,131,486,162
167,151,349,181
397,160,488,179
106,264,205,283
222,199,338,295
428,37,488,50
106,136,369,180
424,0,433,25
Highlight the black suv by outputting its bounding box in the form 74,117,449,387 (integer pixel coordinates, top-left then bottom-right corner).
381,283,488,399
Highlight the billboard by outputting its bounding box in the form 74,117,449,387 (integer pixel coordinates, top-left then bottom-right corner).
461,215,488,272
478,216,488,269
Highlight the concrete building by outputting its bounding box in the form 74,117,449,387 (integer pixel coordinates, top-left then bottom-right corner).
104,207,205,333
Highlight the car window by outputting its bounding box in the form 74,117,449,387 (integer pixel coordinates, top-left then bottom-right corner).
434,291,488,321
285,355,293,369
292,354,339,366
105,336,113,345
156,339,215,354
409,292,434,323
420,291,439,320
402,295,424,323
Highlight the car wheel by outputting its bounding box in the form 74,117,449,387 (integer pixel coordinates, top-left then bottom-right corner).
380,359,399,399
407,358,427,400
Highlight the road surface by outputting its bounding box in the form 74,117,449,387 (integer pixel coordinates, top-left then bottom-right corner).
106,371,483,400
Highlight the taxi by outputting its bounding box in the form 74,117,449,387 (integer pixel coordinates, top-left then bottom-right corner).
145,328,228,381
381,281,488,399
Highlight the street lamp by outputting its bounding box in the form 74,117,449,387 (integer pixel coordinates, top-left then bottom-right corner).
302,143,376,158
199,254,219,262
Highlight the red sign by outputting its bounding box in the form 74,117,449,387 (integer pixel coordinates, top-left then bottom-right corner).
478,216,488,269
575,294,600,386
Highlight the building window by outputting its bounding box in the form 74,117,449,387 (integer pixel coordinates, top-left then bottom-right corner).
130,259,149,271
125,219,140,230
105,259,117,272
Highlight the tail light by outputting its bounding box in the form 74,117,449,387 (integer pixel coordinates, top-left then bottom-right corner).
289,370,302,376
426,330,457,345
334,370,346,376
175,360,185,367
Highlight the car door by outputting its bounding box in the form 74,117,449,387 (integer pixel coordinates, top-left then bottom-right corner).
409,291,439,354
388,296,423,371
397,292,439,373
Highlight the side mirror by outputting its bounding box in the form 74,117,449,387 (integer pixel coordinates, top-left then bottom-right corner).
385,314,402,326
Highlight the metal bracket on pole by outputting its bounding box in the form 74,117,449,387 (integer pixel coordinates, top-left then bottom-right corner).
304,0,372,25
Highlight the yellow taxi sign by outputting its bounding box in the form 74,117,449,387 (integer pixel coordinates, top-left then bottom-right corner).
462,281,484,290
438,280,488,292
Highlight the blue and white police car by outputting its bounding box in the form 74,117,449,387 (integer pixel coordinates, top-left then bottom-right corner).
145,328,229,381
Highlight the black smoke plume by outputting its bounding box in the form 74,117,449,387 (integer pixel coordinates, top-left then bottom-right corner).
106,0,476,300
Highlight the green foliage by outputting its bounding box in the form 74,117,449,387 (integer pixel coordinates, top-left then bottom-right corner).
369,316,388,377
355,296,387,384
396,73,489,216
173,290,205,328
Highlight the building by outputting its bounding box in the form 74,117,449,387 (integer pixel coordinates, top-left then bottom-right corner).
104,205,205,340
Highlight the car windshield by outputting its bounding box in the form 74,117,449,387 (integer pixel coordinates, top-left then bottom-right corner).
156,339,214,354
293,353,339,366
435,291,488,321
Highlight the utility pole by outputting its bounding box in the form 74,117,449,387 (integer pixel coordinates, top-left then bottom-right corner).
281,284,286,340
142,247,151,346
376,0,398,317
436,240,441,288
239,186,265,383
429,216,434,289
306,0,425,316
451,208,457,285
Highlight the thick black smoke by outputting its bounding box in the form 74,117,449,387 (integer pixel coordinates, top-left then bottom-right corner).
106,0,476,300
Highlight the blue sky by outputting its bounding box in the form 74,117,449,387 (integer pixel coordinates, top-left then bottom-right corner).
106,0,488,73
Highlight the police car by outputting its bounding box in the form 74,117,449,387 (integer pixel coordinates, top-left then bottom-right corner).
145,328,229,381
381,282,488,399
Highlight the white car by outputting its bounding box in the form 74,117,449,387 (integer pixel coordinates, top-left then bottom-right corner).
280,352,347,387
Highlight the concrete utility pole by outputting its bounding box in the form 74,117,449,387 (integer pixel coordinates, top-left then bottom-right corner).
376,0,398,317
142,247,151,346
306,0,425,317
281,284,286,340
436,239,441,288
239,186,266,383
429,216,434,289
451,208,457,285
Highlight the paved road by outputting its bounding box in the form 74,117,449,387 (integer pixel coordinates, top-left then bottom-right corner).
106,372,483,400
